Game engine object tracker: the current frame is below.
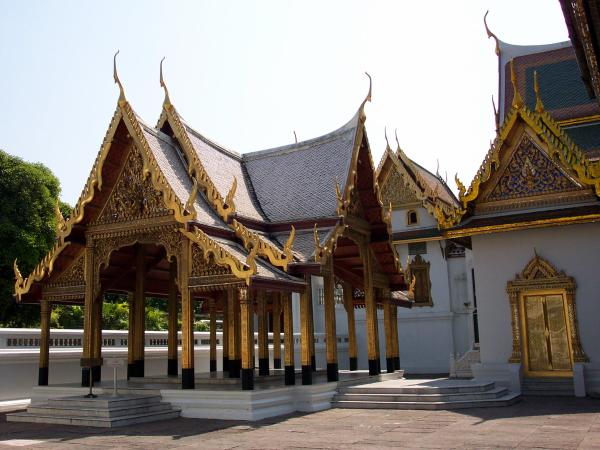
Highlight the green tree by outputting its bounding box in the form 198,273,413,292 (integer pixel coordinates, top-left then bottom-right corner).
0,150,70,327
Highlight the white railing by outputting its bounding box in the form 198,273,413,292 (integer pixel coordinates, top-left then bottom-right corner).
449,349,480,378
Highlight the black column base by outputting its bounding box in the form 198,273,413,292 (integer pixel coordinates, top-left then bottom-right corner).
210,359,217,372
376,359,381,374
38,367,49,386
92,365,101,382
222,356,229,372
386,357,395,373
302,365,312,385
133,359,145,378
368,359,380,376
349,357,358,371
182,368,195,389
258,358,269,376
311,355,317,371
394,356,401,371
242,368,254,390
168,358,178,376
273,358,282,369
327,362,339,382
229,359,241,378
284,365,295,385
127,363,135,379
81,367,90,387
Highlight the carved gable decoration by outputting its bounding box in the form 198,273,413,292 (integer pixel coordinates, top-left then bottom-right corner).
347,189,365,219
381,166,420,206
191,243,232,277
97,145,170,224
483,134,582,203
49,256,85,287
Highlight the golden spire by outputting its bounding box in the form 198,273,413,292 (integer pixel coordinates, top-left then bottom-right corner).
534,70,545,114
294,130,297,143
358,72,372,123
510,58,523,109
484,11,500,56
384,127,391,152
113,51,127,106
492,95,499,129
160,57,172,108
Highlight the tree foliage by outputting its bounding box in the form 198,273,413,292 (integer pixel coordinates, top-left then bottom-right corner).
0,150,70,327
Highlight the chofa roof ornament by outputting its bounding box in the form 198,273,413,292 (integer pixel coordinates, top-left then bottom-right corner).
113,51,127,106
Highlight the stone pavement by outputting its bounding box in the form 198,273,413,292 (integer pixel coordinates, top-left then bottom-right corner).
1,396,600,449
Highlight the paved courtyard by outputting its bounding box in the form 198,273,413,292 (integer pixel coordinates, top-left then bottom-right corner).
1,396,600,449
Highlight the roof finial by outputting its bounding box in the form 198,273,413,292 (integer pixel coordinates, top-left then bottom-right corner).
384,127,391,151
484,11,500,56
534,70,545,114
492,96,499,130
160,57,172,108
394,129,402,153
113,51,127,106
436,159,440,178
510,58,523,109
358,72,372,122
293,130,297,143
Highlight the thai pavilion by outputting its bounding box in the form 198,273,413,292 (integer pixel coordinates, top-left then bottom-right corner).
13,60,411,394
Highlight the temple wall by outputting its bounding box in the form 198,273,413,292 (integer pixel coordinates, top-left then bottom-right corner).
471,221,600,392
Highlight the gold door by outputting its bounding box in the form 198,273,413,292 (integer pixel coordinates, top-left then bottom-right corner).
522,293,572,377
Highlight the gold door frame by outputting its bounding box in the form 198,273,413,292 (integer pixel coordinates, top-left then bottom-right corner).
506,251,587,377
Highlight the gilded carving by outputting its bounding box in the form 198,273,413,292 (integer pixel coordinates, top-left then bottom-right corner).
231,219,294,270
97,145,170,224
484,134,582,202
191,243,231,277
49,256,85,287
381,167,420,206
406,254,433,307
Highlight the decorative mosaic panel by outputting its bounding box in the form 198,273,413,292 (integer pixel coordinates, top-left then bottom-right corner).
381,167,420,206
546,295,571,371
525,295,549,372
484,134,581,202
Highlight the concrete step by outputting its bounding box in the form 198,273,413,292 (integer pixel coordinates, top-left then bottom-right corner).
6,394,180,427
522,389,575,396
338,382,495,396
331,393,521,410
27,402,172,418
47,395,161,409
333,387,509,403
522,377,574,396
6,409,180,428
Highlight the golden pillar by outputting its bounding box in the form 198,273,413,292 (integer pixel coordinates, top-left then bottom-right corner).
382,289,395,373
38,299,51,386
92,299,103,382
272,291,282,369
134,243,147,378
127,292,136,379
209,298,217,372
362,243,380,375
323,258,339,381
221,289,229,372
307,280,316,371
82,239,96,386
179,236,195,389
257,290,269,376
343,282,358,371
240,286,254,389
391,304,400,370
283,291,295,385
228,287,241,378
167,260,178,376
300,275,313,385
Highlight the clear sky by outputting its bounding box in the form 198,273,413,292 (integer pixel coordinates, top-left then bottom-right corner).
0,1,569,206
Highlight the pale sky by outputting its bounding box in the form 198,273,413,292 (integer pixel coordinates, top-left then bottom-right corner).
0,1,569,206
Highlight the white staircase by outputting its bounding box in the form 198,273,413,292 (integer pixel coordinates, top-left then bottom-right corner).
331,379,521,410
7,394,180,427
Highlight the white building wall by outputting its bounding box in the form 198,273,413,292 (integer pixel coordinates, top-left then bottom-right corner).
471,222,600,392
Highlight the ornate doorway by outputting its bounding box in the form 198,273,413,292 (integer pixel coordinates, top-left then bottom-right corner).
521,292,572,375
506,252,587,377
